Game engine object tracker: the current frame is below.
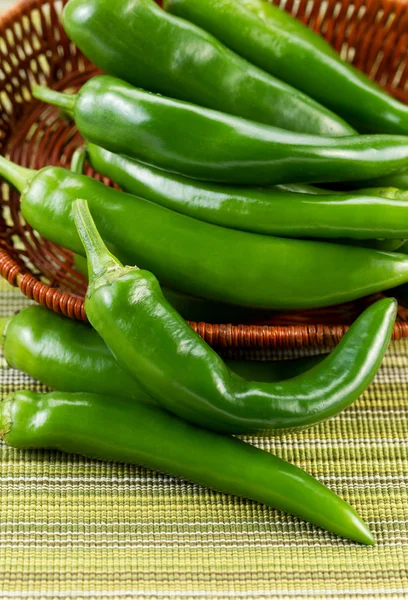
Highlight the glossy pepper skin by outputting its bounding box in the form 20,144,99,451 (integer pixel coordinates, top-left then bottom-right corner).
73,199,397,435
32,77,408,186
164,0,408,136
0,306,325,399
3,156,408,311
87,144,408,252
68,147,263,324
61,0,354,137
0,390,374,544
74,253,264,324
87,143,408,240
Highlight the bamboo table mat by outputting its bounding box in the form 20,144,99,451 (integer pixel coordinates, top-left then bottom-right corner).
0,278,407,599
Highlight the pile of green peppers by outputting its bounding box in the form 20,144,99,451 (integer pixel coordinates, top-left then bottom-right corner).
1,0,408,545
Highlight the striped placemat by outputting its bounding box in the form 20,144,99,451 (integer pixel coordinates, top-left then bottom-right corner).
0,279,407,599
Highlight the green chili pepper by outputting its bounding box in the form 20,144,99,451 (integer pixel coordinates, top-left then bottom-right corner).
0,306,324,399
73,254,267,324
86,143,408,240
164,0,408,136
61,0,354,137
32,77,408,186
69,149,261,323
0,389,374,544
83,143,408,256
275,182,408,251
2,155,408,310
342,189,408,251
72,198,397,435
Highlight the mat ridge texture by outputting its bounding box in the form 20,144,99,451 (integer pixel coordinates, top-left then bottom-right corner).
0,280,407,599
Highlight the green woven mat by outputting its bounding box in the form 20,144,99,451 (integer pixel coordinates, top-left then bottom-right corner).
0,279,407,600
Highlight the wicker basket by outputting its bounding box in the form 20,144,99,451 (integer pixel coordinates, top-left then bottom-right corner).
1,0,408,349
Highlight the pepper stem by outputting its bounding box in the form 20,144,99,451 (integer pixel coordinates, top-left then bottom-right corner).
73,199,125,285
32,85,76,117
0,155,35,193
70,147,87,174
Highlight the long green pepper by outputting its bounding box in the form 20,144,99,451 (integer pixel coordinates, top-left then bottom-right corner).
162,0,408,191
0,152,264,321
73,199,397,435
32,76,408,186
87,143,408,240
61,0,354,136
0,389,374,544
81,146,408,252
2,154,408,311
68,151,264,324
164,0,408,136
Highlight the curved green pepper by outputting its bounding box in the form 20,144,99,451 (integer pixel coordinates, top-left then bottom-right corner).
73,199,397,435
61,0,354,137
32,77,408,186
164,0,408,136
86,143,408,240
2,155,408,311
0,306,325,398
0,389,374,544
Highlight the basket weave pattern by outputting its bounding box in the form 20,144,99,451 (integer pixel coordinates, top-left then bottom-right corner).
0,0,408,348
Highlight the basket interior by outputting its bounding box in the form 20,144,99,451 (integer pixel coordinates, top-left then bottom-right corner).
0,0,408,329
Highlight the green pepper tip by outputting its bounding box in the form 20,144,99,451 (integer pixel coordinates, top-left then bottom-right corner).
384,296,398,321
351,519,375,546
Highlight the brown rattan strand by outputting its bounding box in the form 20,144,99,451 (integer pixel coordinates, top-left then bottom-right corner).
0,0,407,348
